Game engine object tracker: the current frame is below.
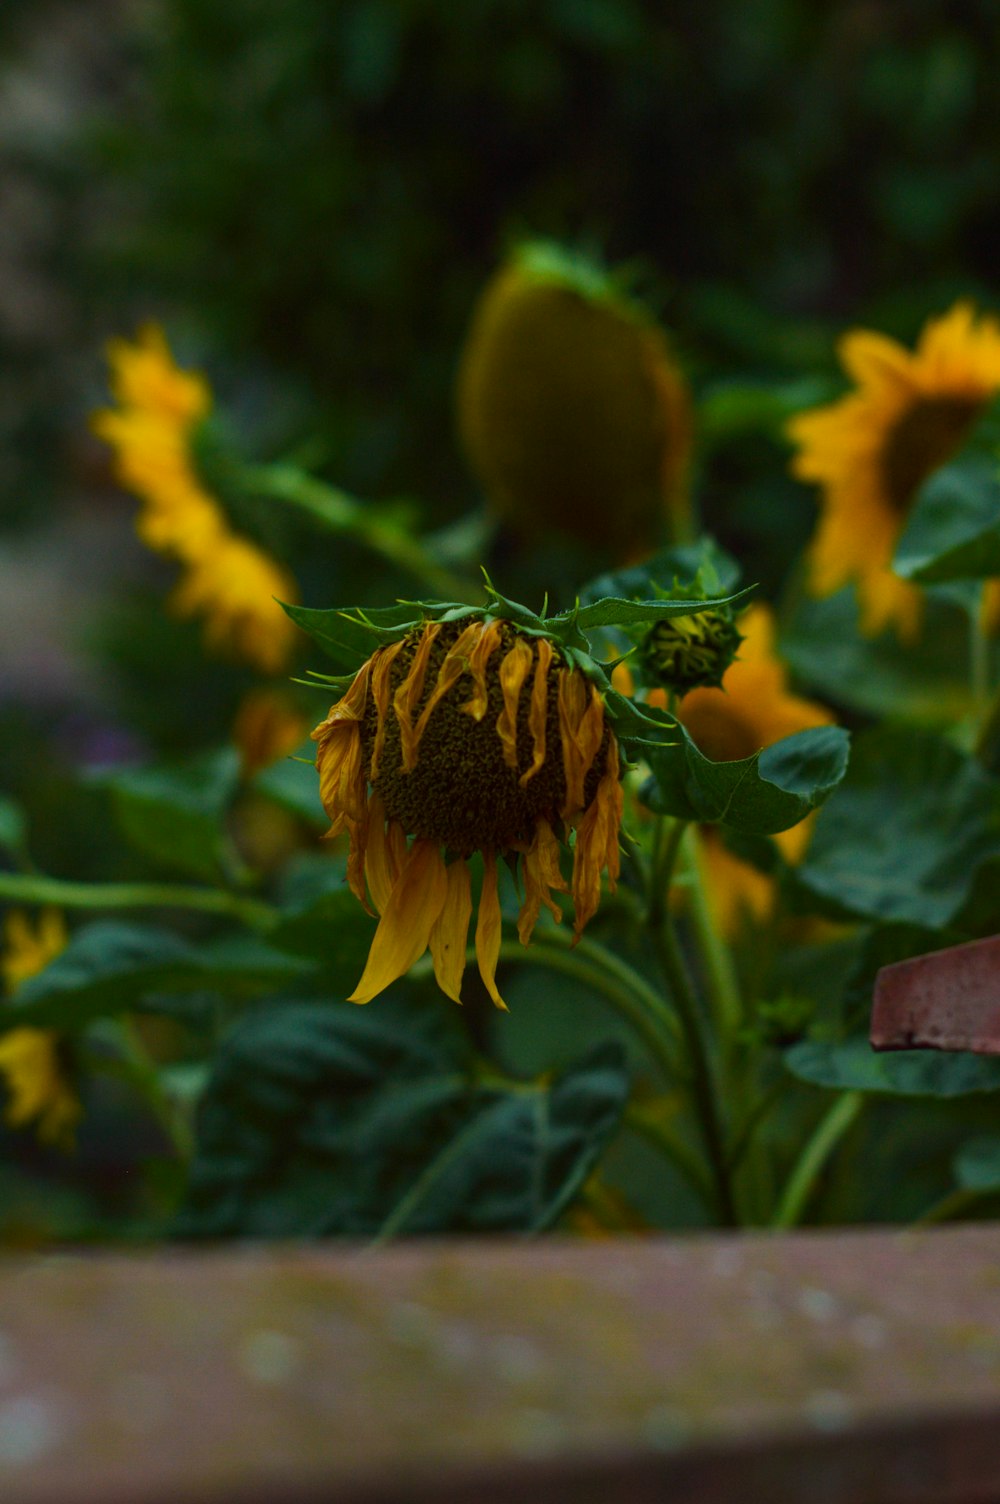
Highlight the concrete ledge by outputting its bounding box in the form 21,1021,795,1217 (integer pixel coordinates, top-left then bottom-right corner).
2,1226,1000,1503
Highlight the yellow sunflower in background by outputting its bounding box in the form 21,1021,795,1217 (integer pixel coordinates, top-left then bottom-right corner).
676,604,833,936
0,910,80,1148
788,302,1000,640
92,324,299,673
312,615,623,1009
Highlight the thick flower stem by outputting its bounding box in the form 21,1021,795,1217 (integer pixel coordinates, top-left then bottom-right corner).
649,818,738,1225
680,826,743,1038
771,1090,862,1229
239,462,482,605
0,873,277,932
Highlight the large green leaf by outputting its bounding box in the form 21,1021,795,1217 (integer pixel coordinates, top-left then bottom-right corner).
785,1036,1000,1097
894,453,1000,584
175,1000,629,1238
781,587,975,725
89,748,241,881
579,539,744,603
8,921,311,1030
639,721,849,834
282,601,428,670
791,727,1000,926
268,854,376,973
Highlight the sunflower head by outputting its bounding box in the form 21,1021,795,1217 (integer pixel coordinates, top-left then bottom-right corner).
456,241,693,558
311,607,623,1009
788,302,1000,640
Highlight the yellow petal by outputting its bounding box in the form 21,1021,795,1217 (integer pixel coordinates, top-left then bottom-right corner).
348,839,448,1004
475,851,508,1010
364,794,397,914
393,624,441,773
517,818,567,945
429,858,473,1003
520,637,554,786
495,637,534,770
368,639,406,779
460,618,503,721
557,670,605,816
571,739,623,941
410,621,482,747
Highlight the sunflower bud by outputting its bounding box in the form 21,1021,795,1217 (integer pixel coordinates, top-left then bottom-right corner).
456,242,692,559
639,608,742,694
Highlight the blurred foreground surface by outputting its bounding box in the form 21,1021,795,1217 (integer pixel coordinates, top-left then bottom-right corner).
2,1226,1000,1504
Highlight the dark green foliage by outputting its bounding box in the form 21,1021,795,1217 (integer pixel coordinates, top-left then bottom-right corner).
176,1000,629,1237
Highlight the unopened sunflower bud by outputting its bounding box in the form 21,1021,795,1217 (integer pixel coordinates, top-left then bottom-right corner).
640,609,742,694
456,242,692,558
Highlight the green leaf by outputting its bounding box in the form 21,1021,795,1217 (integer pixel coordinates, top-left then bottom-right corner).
282,601,427,669
8,921,311,1030
893,396,1000,583
175,1000,629,1238
580,540,744,604
269,856,376,974
785,1036,1000,1097
252,744,326,828
0,795,27,861
639,721,850,834
781,587,975,725
791,727,1000,926
89,748,241,881
954,1136,1000,1191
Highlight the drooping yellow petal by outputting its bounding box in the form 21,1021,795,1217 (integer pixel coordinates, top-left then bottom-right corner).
571,738,623,941
495,636,534,770
409,621,482,748
517,818,568,945
475,851,508,1010
429,858,473,1003
557,670,606,816
364,795,403,915
368,638,406,780
348,839,449,1005
312,660,373,834
459,618,504,721
394,624,442,773
345,808,371,913
521,637,554,786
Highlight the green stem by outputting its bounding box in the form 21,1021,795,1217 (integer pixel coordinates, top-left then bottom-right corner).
681,826,742,1037
0,872,277,932
241,463,482,604
623,1101,714,1208
648,817,738,1225
101,1020,196,1161
771,1090,862,1229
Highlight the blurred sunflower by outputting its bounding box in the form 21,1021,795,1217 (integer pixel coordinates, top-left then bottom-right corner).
92,325,299,673
312,614,623,1008
677,604,833,935
0,910,80,1148
788,302,1000,640
457,242,693,558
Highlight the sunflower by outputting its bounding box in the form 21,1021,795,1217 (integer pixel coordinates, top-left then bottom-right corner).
92,324,299,673
788,302,1000,640
457,241,693,558
0,910,80,1148
312,614,624,1008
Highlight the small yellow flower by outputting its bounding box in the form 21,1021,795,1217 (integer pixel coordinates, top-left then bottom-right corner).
170,534,299,677
788,302,1000,640
677,604,833,936
457,242,693,558
0,910,80,1148
92,324,299,673
312,616,623,1008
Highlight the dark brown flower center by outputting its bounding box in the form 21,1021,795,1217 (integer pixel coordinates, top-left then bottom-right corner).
362,620,609,855
880,395,982,514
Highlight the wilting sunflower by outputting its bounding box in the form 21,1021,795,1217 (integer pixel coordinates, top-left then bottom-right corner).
457,241,693,558
0,909,80,1148
92,324,299,673
311,612,624,1009
788,302,1000,640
